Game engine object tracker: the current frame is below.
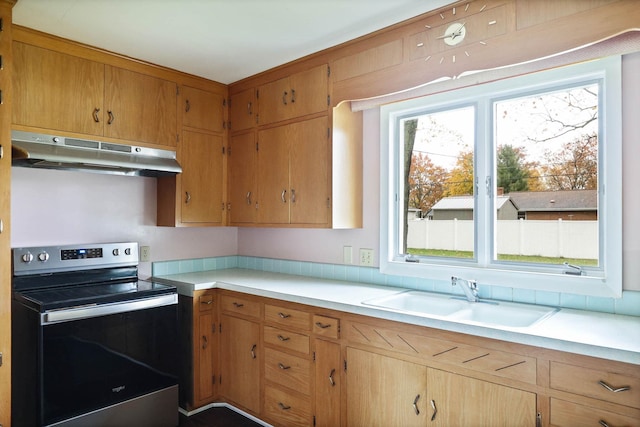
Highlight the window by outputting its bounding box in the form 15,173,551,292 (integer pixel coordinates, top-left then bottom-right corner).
380,57,622,297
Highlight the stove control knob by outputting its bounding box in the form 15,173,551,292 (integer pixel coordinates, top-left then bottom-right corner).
21,252,34,263
124,248,131,256
38,252,50,262
112,249,120,256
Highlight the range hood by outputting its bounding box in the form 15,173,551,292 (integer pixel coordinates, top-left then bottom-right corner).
11,130,182,176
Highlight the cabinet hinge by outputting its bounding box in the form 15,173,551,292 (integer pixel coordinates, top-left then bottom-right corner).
256,89,259,99
223,121,226,130
327,127,330,138
327,65,330,77
0,17,4,32
212,323,216,334
327,95,330,106
0,54,3,70
219,323,222,333
227,146,232,156
223,98,227,107
176,134,180,143
313,415,316,427
344,359,347,372
0,352,3,367
212,374,216,384
176,86,180,95
256,114,259,125
256,142,259,152
312,351,316,363
222,146,226,155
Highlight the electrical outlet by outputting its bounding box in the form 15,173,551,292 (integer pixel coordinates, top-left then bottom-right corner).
359,248,374,266
140,246,151,262
343,246,353,264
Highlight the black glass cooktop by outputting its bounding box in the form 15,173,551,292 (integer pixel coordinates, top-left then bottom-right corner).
14,280,176,312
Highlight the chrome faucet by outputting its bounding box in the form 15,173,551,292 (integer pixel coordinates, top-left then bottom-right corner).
451,276,479,302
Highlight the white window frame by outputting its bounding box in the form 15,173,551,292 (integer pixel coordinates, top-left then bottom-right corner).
380,57,622,298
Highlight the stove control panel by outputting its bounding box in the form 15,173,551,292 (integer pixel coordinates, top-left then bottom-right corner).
12,242,139,276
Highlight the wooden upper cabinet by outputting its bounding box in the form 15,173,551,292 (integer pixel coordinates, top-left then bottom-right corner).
256,124,290,224
179,130,224,224
228,131,257,224
181,85,224,133
104,66,177,147
258,64,328,125
230,87,257,132
12,42,105,136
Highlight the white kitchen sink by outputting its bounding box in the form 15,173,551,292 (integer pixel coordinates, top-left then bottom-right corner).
363,290,558,328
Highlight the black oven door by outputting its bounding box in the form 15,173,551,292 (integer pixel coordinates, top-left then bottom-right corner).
12,298,178,426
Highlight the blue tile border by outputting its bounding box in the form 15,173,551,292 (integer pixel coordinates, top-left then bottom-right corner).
152,256,640,317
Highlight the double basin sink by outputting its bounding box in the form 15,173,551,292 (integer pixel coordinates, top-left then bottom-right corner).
362,290,558,329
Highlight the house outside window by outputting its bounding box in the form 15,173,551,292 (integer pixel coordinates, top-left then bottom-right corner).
380,57,622,297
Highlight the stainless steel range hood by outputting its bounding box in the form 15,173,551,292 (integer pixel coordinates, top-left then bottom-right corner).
11,130,182,176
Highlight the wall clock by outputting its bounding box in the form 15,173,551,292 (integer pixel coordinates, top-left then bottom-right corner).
409,2,507,65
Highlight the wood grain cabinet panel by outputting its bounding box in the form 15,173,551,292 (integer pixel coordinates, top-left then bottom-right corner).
550,398,640,427
229,87,257,131
220,293,261,319
227,131,257,224
264,325,310,355
264,348,311,393
264,385,312,427
312,315,340,339
181,85,224,132
314,339,341,427
265,304,312,331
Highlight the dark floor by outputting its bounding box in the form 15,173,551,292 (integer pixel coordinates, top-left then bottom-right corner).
179,407,263,427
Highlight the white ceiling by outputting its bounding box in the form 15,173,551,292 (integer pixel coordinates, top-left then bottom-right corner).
12,0,452,84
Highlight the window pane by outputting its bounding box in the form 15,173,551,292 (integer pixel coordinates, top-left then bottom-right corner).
493,84,599,267
402,106,475,260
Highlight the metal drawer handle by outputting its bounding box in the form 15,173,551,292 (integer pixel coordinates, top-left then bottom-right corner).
315,322,331,329
233,302,244,308
277,335,290,342
93,108,100,123
598,380,630,393
185,99,191,112
278,402,291,410
430,399,437,421
599,421,611,427
413,394,420,415
281,189,287,203
278,363,291,370
278,312,291,319
329,368,336,386
201,300,213,305
291,188,296,203
250,344,257,359
107,110,115,125
202,335,208,349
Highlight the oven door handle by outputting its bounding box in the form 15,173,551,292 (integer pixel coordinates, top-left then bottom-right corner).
42,294,178,325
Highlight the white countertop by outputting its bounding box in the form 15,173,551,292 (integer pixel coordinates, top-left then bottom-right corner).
154,268,640,365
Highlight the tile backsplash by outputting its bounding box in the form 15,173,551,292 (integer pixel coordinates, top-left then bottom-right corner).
152,256,640,317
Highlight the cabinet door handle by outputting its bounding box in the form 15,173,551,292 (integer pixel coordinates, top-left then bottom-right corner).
315,321,331,329
250,344,257,359
281,189,287,203
598,380,630,393
107,110,115,125
329,368,336,386
200,300,213,305
278,312,291,319
232,302,244,308
202,335,208,349
412,394,421,415
291,89,296,104
93,108,100,123
185,99,191,112
278,402,291,411
291,188,296,203
185,191,191,204
247,101,252,116
430,399,437,421
282,91,288,105
246,191,252,205
277,335,290,342
278,363,291,370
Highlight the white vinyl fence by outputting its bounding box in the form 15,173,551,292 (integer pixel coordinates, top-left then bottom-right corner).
407,219,598,259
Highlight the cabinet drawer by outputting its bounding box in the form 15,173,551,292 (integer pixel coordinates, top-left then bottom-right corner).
550,398,640,427
265,348,311,394
197,291,215,312
264,326,310,355
265,304,311,331
550,362,640,409
264,385,311,427
220,294,261,319
312,314,340,339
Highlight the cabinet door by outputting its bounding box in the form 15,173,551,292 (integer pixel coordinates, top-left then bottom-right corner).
180,130,224,224
427,368,536,427
290,116,330,225
346,347,428,427
104,66,177,147
12,42,105,136
220,315,261,414
196,311,215,404
228,131,257,224
314,340,341,427
290,64,328,118
258,75,290,125
257,125,290,224
181,85,224,133
230,87,257,131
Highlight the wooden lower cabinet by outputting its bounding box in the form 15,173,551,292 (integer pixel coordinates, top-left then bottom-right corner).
427,368,536,427
314,339,341,427
220,313,261,414
346,347,428,427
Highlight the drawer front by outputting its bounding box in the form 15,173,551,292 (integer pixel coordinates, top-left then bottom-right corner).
264,385,312,427
220,294,261,319
312,314,340,339
264,326,310,355
265,304,311,331
197,291,215,313
551,362,640,409
265,348,311,394
550,398,640,427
